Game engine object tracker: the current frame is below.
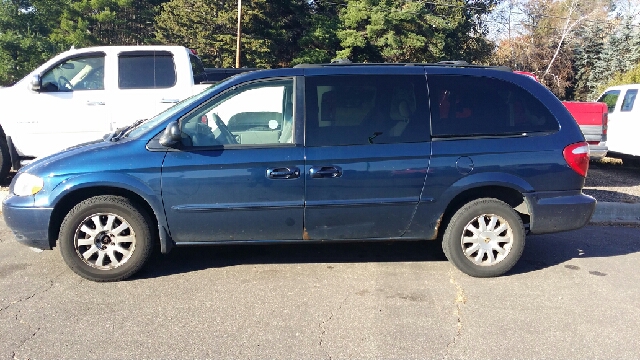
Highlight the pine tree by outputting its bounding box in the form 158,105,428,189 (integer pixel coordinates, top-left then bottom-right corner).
335,0,495,64
0,0,61,86
571,20,607,100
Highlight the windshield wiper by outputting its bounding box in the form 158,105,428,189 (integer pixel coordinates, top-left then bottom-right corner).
109,118,147,142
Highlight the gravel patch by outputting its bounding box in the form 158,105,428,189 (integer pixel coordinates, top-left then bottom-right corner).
584,158,640,203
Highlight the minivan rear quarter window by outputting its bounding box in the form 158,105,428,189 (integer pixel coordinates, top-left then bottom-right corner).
428,75,559,138
118,51,176,89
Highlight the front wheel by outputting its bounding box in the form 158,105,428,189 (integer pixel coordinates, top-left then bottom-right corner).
0,137,11,180
442,198,525,278
59,195,155,282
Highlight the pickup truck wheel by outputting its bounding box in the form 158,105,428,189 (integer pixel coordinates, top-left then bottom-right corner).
59,195,154,282
442,198,525,278
0,138,10,180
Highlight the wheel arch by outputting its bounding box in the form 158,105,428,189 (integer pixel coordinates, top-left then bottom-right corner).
47,185,171,253
436,185,529,239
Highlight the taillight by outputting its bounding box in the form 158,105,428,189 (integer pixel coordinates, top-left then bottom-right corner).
602,112,608,135
563,142,590,177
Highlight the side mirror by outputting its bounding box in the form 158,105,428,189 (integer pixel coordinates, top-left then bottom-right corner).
29,75,41,92
159,122,182,147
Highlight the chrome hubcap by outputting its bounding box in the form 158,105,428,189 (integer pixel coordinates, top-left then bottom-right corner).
460,214,513,266
74,213,136,270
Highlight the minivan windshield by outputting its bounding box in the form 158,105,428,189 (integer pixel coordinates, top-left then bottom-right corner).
126,82,228,139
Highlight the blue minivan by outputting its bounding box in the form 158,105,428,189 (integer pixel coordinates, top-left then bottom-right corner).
3,63,596,281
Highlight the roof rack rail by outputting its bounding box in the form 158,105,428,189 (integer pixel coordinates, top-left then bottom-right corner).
437,60,468,65
293,60,511,71
331,58,352,64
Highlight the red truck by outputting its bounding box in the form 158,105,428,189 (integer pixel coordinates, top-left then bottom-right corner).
515,71,608,159
561,101,608,159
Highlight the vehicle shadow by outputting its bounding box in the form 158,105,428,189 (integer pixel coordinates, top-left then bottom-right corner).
134,226,640,280
509,225,640,276
135,240,448,280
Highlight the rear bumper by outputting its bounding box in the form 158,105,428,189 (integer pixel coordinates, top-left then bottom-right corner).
588,143,608,159
525,191,596,235
2,194,52,250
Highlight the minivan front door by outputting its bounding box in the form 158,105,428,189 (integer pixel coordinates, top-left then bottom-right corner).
161,77,304,242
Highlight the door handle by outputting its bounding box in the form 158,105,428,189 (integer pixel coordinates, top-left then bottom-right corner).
309,166,342,178
161,98,180,104
266,167,300,179
87,101,105,106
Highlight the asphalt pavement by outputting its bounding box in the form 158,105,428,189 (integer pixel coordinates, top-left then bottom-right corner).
1,216,639,359
1,164,640,359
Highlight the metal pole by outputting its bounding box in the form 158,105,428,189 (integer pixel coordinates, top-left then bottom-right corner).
236,0,242,68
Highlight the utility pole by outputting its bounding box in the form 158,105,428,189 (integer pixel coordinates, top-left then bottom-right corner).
236,0,242,68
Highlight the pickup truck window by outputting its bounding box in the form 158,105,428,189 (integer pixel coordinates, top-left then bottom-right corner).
189,54,207,84
621,89,638,112
428,75,558,137
305,75,430,146
597,90,621,113
41,55,105,92
118,51,176,89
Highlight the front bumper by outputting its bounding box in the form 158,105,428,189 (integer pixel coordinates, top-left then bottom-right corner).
525,191,596,234
2,194,53,250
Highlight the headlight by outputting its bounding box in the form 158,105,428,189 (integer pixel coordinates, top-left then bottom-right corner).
13,173,44,196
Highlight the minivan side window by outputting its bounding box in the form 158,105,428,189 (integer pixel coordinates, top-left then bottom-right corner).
305,75,430,146
597,90,621,113
41,55,105,92
118,51,176,89
621,89,638,112
428,75,559,138
180,79,294,147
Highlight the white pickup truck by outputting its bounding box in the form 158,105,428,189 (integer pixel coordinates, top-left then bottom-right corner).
0,45,229,178
597,84,639,165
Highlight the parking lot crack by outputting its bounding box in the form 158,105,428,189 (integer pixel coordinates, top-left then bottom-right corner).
319,294,349,360
444,270,466,360
0,271,63,314
12,326,41,359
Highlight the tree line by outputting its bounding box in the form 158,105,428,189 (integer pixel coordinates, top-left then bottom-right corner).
1,0,639,101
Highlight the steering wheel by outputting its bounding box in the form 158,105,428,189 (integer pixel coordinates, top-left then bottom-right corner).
211,113,238,144
58,76,73,91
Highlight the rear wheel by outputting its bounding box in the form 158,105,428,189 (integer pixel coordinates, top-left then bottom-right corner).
442,198,525,277
0,137,11,180
59,195,154,282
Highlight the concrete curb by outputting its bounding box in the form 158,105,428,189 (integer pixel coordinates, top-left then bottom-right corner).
589,201,640,225
1,190,638,224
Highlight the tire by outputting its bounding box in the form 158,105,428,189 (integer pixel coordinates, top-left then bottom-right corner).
442,198,525,278
0,137,11,180
59,195,155,282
